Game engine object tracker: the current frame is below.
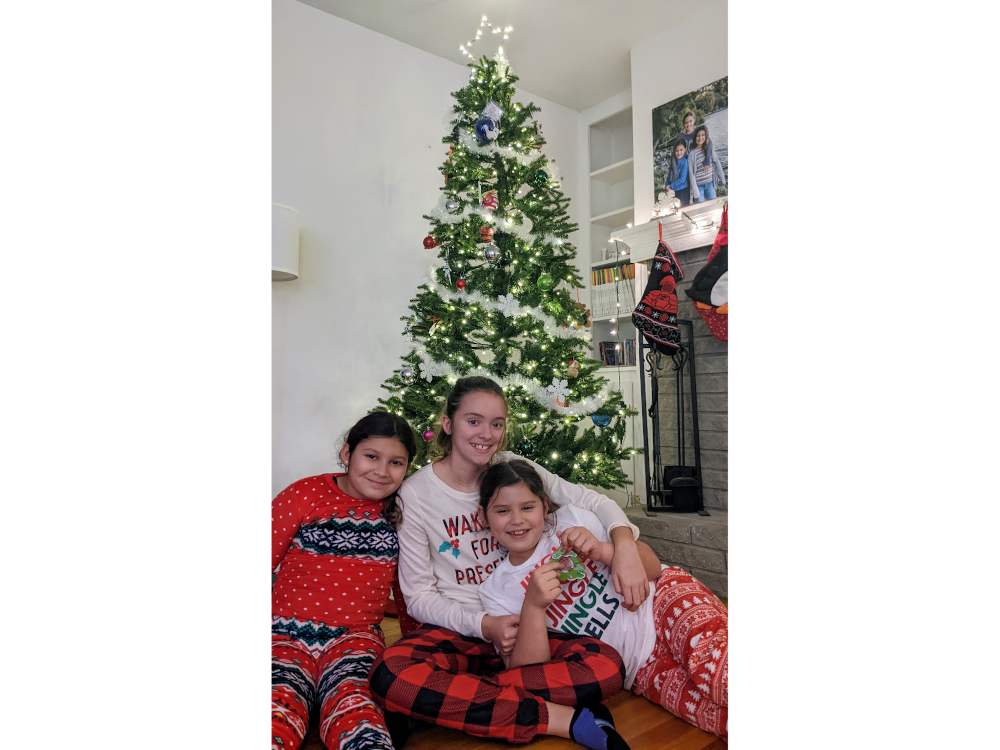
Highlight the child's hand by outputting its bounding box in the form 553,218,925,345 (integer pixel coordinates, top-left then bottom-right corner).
525,561,564,610
482,614,520,656
557,527,601,560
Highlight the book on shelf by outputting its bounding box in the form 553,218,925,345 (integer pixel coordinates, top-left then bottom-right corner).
598,339,637,367
590,263,635,286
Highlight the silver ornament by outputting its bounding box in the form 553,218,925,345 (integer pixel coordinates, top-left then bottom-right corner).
400,366,415,384
445,200,458,211
484,244,500,261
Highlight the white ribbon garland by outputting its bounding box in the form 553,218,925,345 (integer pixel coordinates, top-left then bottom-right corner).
407,348,613,417
458,128,541,166
422,264,588,341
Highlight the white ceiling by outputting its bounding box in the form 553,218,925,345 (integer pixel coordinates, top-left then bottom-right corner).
294,0,693,112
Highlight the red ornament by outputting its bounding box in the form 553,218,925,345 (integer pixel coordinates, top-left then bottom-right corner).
481,191,499,211
423,235,438,249
422,429,435,442
480,226,495,242
455,278,466,290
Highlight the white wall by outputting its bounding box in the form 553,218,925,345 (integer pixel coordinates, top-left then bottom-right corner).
272,0,580,496
630,0,728,223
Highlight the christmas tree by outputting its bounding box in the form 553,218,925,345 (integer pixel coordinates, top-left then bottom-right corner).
375,47,638,490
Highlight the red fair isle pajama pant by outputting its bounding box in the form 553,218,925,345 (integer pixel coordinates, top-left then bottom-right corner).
369,624,625,744
632,567,728,741
272,617,393,750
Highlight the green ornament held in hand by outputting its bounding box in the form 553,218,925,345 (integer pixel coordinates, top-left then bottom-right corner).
551,546,586,582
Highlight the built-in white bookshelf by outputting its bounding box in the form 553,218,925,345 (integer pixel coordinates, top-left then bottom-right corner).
583,105,647,507
587,107,641,369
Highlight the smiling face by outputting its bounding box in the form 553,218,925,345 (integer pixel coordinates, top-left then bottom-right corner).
674,142,686,160
485,481,549,565
338,436,410,502
695,129,707,148
683,114,695,134
441,390,507,472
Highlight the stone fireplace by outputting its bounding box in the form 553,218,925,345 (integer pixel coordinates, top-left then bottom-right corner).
615,209,729,599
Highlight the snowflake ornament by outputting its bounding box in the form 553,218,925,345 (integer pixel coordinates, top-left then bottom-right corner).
418,357,450,382
653,189,681,218
495,293,520,317
543,378,571,410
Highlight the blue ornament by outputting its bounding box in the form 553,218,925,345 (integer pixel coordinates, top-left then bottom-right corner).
591,415,612,428
474,116,499,145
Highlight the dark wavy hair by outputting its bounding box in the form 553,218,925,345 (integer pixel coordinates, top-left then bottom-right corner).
435,376,509,460
342,412,416,530
478,459,559,532
694,125,710,155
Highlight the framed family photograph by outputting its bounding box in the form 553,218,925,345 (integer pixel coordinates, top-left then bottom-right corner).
652,76,728,207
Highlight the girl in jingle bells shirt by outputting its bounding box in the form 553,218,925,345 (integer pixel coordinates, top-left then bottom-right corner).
478,459,729,742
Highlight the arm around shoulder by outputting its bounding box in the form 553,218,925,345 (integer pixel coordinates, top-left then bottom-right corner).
524,455,639,541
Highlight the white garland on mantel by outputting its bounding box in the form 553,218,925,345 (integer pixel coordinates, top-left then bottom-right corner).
407,347,613,417
422,264,588,341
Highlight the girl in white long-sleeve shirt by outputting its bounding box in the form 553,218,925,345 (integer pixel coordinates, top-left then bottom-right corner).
369,376,648,750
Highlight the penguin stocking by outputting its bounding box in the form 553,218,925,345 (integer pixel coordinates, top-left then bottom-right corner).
685,204,728,342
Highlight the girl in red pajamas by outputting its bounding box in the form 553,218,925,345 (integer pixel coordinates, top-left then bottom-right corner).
272,412,416,750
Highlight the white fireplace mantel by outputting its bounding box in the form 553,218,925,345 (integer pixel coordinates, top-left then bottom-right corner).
614,197,727,263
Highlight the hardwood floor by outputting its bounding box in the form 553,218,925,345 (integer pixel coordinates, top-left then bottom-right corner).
299,616,725,750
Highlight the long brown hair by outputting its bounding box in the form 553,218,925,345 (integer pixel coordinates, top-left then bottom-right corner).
694,125,710,155
342,412,416,530
435,376,509,460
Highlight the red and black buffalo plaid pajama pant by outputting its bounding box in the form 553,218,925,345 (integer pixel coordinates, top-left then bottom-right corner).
369,624,625,744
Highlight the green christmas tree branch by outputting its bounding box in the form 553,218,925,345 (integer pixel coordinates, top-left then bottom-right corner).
373,53,641,488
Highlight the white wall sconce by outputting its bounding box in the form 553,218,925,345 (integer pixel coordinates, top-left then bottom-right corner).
272,203,300,281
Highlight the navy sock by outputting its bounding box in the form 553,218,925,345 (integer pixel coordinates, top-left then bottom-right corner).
383,710,411,748
569,705,630,750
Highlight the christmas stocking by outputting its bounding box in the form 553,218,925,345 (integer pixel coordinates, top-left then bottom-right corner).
633,240,685,355
685,204,728,342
